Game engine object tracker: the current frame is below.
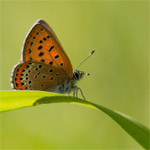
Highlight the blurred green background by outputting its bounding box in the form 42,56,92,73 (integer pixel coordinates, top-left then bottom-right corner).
0,1,149,149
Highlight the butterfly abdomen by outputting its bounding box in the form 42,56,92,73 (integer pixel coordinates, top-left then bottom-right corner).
49,81,74,94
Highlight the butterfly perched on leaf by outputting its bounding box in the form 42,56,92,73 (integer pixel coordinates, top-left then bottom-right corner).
11,19,94,99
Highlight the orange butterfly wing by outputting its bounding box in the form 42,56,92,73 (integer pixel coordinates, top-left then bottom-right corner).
22,19,73,79
12,61,71,91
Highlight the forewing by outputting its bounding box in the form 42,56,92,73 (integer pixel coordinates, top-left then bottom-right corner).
22,19,73,79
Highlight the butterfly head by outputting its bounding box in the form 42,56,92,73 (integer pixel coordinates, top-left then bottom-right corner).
73,70,90,81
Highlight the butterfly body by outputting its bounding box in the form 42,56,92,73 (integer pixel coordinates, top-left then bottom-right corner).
11,19,88,98
12,60,85,94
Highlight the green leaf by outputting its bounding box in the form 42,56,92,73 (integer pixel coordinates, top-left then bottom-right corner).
0,91,149,149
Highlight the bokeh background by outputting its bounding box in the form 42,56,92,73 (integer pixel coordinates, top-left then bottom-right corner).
0,1,149,149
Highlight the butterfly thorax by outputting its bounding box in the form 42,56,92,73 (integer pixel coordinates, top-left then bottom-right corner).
51,70,85,94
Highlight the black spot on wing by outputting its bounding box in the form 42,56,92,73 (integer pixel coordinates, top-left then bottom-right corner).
39,52,44,56
38,45,43,50
49,46,54,52
54,55,59,59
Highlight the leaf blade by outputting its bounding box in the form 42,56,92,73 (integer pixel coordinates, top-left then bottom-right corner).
0,91,149,149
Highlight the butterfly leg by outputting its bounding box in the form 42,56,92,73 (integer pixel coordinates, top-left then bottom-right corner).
73,86,77,97
78,87,86,100
73,91,75,97
73,86,86,100
67,89,71,96
75,86,78,97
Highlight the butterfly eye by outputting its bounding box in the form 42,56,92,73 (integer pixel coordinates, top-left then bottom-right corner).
74,72,79,80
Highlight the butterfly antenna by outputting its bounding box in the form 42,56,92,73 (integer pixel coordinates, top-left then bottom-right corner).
76,50,95,70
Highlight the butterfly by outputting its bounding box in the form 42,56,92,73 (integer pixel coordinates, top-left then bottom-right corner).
11,19,94,99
